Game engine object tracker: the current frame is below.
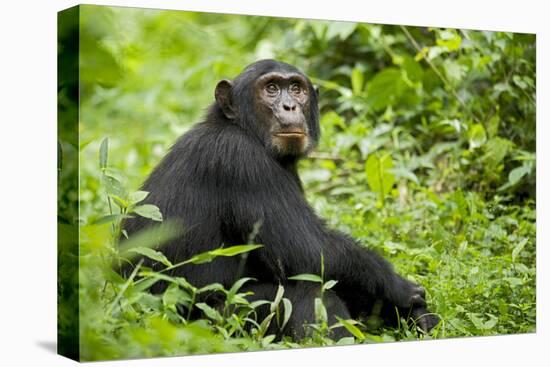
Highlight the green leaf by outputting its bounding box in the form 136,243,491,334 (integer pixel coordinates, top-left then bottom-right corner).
258,312,275,336
314,298,327,323
162,283,191,307
129,191,149,205
365,68,407,111
468,124,487,149
508,164,530,185
270,284,285,312
227,277,255,302
401,55,424,83
512,238,528,262
281,298,292,330
288,273,323,283
99,137,109,169
325,21,356,40
483,137,512,167
195,303,223,322
186,244,263,265
197,283,224,294
92,213,132,225
335,316,366,340
320,111,346,130
133,204,163,222
351,67,364,96
118,220,184,254
110,194,129,209
365,151,395,199
210,244,263,257
436,30,462,51
101,173,126,198
322,280,338,291
126,246,173,267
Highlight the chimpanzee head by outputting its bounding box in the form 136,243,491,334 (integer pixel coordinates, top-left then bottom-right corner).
214,59,320,159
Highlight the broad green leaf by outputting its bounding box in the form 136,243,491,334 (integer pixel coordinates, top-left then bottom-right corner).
162,283,191,307
99,137,108,169
326,21,356,40
401,55,423,83
365,151,395,199
126,246,172,267
320,111,346,130
133,204,163,222
391,167,419,184
508,164,531,185
483,137,512,167
129,191,149,205
512,238,528,262
468,124,487,149
101,173,126,198
443,59,466,84
288,273,323,283
365,68,407,111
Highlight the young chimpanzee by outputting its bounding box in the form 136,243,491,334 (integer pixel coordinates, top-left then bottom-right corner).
122,59,439,339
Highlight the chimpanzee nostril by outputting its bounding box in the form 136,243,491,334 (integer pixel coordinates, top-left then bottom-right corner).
283,103,296,112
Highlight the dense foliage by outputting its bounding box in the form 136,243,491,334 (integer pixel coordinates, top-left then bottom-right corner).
61,5,535,361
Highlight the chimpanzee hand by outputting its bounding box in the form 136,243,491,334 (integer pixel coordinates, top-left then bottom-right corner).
386,276,438,332
388,276,427,309
410,306,440,332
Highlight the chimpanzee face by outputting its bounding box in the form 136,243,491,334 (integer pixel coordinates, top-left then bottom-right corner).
214,60,320,159
253,71,311,157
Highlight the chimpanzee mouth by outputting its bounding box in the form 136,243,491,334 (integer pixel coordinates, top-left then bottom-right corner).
274,131,306,138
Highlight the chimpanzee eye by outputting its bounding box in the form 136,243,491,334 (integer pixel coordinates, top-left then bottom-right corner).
290,83,302,94
265,83,279,95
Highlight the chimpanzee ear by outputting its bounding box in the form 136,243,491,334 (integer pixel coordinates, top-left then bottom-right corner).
314,85,320,97
215,79,236,119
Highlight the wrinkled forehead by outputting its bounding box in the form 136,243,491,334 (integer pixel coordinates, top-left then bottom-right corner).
255,71,309,85
237,61,307,83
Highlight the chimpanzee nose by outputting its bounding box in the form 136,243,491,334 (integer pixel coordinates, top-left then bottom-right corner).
283,102,297,112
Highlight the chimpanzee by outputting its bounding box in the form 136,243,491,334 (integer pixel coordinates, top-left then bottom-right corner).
122,59,439,339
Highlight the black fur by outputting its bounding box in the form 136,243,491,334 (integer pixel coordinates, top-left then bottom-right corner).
122,59,438,339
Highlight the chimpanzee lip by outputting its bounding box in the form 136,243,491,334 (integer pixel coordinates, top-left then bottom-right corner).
274,131,306,137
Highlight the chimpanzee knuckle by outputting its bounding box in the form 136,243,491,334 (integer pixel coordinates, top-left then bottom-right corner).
410,294,427,307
